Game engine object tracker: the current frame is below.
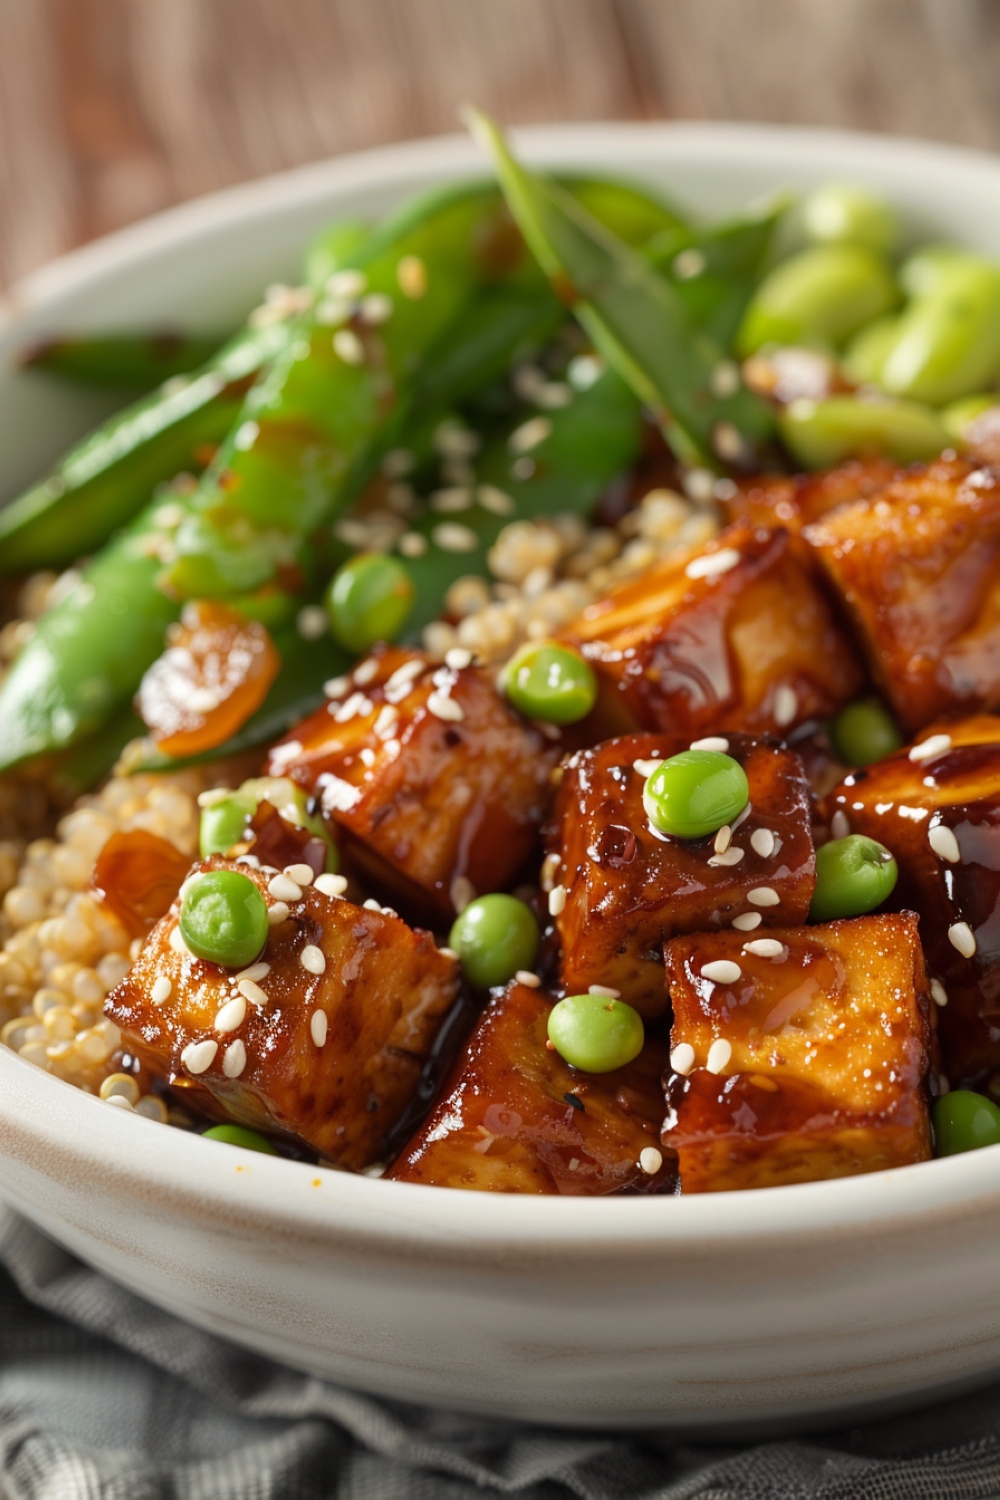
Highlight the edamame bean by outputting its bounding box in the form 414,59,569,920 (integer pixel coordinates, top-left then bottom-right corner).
203,1124,277,1155
199,793,256,858
841,314,900,386
737,244,899,356
547,993,645,1073
778,395,949,469
899,244,967,300
941,393,1000,447
933,1090,1000,1156
449,894,540,988
501,642,597,725
642,750,749,840
809,834,897,923
801,182,897,254
879,256,1000,405
830,698,902,767
325,553,415,654
179,869,269,968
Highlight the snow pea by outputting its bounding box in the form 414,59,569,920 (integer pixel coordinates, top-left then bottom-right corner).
19,331,229,389
466,108,774,469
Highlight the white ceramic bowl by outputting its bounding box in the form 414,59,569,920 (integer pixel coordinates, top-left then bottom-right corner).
3,122,1000,1433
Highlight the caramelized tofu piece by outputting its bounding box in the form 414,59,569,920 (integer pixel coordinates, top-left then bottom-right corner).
267,647,558,921
551,732,816,1017
561,523,863,740
662,914,933,1192
388,980,672,1194
105,859,459,1168
724,456,899,533
805,457,1000,732
825,714,1000,1083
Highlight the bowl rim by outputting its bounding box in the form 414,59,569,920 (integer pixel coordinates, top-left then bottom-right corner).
5,117,1000,1257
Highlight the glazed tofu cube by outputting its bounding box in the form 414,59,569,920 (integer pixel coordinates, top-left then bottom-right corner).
805,457,1000,732
723,456,899,533
661,914,933,1193
825,713,1000,1084
551,732,816,1017
388,980,672,1194
105,858,460,1169
267,647,558,921
561,522,863,740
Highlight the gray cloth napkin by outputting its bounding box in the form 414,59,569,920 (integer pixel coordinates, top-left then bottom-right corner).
2,1204,1000,1500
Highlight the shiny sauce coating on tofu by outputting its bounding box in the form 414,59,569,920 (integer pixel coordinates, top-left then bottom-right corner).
267,646,558,922
550,732,816,1017
825,714,1000,1085
561,521,863,741
805,457,1000,733
723,456,900,533
388,980,673,1194
105,858,460,1168
662,914,933,1193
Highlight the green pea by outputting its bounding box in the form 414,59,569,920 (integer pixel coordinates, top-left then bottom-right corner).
501,641,597,725
801,182,897,254
203,1124,277,1155
899,244,968,300
809,834,898,923
841,314,900,386
325,552,415,654
830,698,902,767
449,894,540,988
778,395,949,470
547,993,644,1074
642,750,749,840
933,1090,1000,1156
240,778,338,873
199,793,257,858
879,256,1000,405
737,244,899,357
941,393,1000,447
179,869,269,969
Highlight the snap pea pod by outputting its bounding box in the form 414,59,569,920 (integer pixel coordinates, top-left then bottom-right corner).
466,109,774,469
19,331,230,389
0,320,290,573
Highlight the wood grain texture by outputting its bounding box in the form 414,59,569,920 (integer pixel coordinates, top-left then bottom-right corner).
1,0,1000,291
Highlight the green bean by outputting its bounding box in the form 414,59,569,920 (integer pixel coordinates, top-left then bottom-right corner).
778,394,949,469
800,182,897,254
737,244,900,356
19,331,229,389
941,393,1000,446
466,108,774,469
878,255,1000,405
841,314,901,386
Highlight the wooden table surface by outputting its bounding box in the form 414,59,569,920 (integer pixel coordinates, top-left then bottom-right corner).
2,0,1000,292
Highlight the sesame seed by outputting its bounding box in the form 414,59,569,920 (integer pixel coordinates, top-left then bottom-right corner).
397,254,427,298
267,902,290,926
773,685,798,727
399,531,428,558
747,887,780,907
948,921,977,958
685,547,741,581
673,247,706,280
438,946,459,960
750,828,776,858
151,976,172,1006
568,353,603,389
708,846,744,867
235,961,270,983
830,810,851,840
353,658,379,686
706,1038,732,1074
700,960,742,984
548,884,567,917
588,984,621,998
104,1094,134,1111
540,853,561,893
310,1009,329,1047
743,939,785,958
713,422,750,465
382,447,415,478
710,360,741,398
237,978,269,1008
939,1074,951,1096
639,1146,663,1175
359,291,393,325
169,925,191,956
268,873,303,902
477,484,515,516
334,690,372,723
314,873,348,898
509,416,553,454
928,824,961,863
362,898,381,912
222,1040,247,1079
373,704,399,739
333,329,365,365
426,689,465,723
301,945,326,975
683,467,717,504
670,1042,696,1075
284,863,315,887
930,978,948,1008
516,970,541,987
233,419,259,451
181,1039,218,1075
450,876,476,914
432,522,479,553
326,268,367,298
430,486,474,513
315,295,351,327
909,733,952,763
297,605,328,640
215,996,247,1033
385,658,425,692
714,825,732,855
732,912,762,931
445,647,473,670
510,456,535,481
690,736,730,752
